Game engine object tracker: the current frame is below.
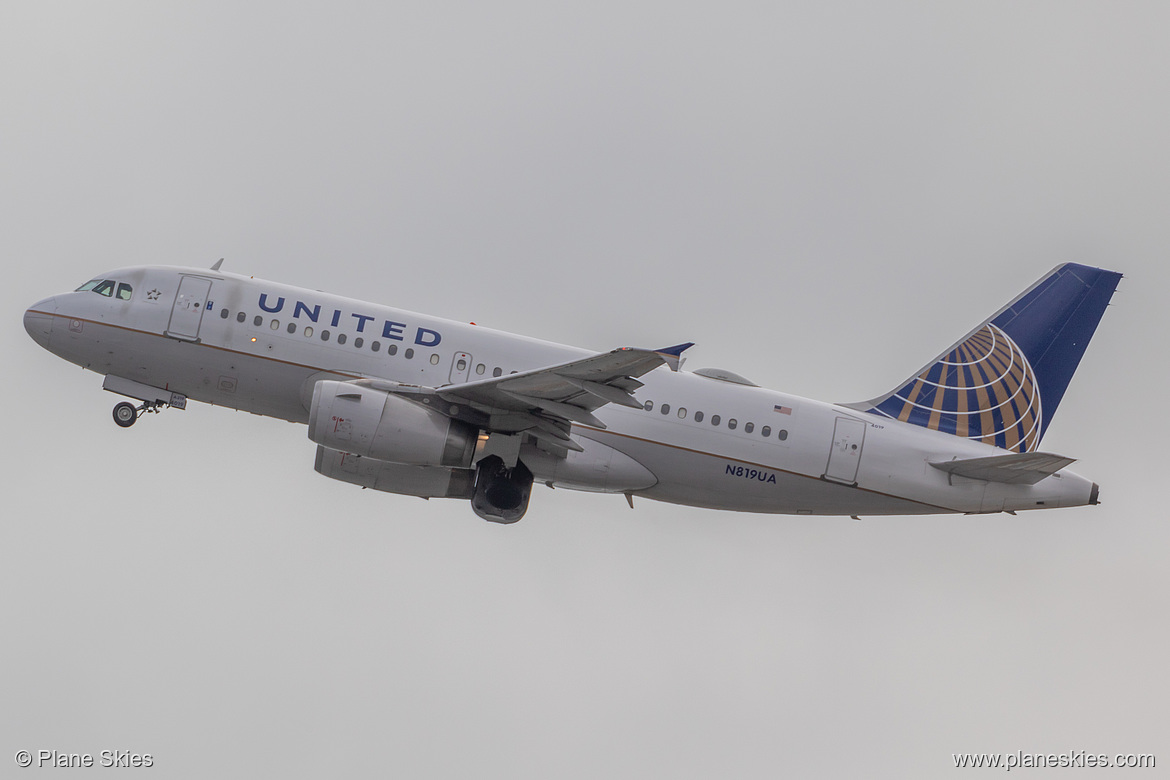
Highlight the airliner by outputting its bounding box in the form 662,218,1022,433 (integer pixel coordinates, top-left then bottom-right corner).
24,261,1121,523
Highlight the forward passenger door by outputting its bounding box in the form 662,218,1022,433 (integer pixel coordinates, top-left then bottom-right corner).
165,276,213,342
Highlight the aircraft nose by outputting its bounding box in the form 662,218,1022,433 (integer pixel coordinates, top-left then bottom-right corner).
24,296,57,348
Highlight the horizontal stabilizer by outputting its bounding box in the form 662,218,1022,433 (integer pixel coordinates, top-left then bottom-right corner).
930,452,1075,485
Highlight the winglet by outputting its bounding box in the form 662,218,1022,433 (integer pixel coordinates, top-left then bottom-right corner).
655,342,694,372
211,258,224,271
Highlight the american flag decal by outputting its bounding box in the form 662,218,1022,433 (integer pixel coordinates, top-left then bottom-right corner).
773,405,792,415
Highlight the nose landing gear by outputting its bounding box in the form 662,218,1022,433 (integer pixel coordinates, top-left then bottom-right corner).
104,377,189,428
112,399,167,428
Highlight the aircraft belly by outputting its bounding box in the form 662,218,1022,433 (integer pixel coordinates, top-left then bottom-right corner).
586,429,936,516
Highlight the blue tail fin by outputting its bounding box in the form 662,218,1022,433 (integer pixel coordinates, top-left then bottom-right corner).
853,263,1122,452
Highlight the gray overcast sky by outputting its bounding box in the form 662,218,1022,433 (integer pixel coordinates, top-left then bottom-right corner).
3,2,1167,777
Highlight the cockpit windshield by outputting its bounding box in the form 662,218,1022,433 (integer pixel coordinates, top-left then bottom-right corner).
76,279,133,300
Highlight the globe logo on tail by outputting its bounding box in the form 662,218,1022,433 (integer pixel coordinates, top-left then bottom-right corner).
878,324,1042,453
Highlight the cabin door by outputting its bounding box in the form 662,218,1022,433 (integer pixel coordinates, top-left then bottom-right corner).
823,417,866,485
166,276,213,342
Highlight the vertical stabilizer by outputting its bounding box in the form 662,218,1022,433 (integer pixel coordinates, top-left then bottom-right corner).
851,263,1121,452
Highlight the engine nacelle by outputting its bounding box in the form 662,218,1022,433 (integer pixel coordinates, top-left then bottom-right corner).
309,381,476,468
471,455,534,524
314,446,475,499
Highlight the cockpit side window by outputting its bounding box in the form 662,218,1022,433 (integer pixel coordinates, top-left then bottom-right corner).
91,280,116,297
116,283,133,301
76,280,102,292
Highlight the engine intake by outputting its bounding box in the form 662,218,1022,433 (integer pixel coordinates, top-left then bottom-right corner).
309,381,476,468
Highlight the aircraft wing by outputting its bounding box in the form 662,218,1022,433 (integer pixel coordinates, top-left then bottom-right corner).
929,452,1076,485
351,343,693,451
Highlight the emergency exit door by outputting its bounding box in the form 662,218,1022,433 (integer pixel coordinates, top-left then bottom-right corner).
166,276,213,342
823,417,866,485
449,352,473,384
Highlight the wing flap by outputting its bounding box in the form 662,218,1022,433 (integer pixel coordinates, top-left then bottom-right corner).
559,376,647,409
499,390,608,428
930,452,1076,485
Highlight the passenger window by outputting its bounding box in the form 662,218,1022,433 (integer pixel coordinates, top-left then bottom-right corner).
337,334,347,345
456,358,467,371
220,309,229,319
254,315,263,327
371,341,380,352
321,330,330,341
92,280,115,297
678,408,687,419
236,312,246,323
304,326,314,338
728,419,737,430
761,425,771,437
778,429,789,441
745,422,754,434
430,354,440,365
287,323,297,334
711,415,721,426
694,411,704,422
354,337,363,348
388,344,398,356
493,367,502,377
116,283,133,301
660,404,671,415
270,319,280,330
476,364,485,375
644,400,654,412
405,348,414,359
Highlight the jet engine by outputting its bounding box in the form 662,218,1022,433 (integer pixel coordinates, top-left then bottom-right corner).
471,455,534,524
309,381,476,467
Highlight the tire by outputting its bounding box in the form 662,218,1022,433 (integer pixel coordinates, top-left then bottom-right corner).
113,402,138,428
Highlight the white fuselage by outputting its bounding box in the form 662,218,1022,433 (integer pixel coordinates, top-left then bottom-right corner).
25,266,1098,516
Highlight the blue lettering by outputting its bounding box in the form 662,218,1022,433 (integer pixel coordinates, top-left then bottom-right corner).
382,321,406,340
330,310,342,328
352,313,375,333
293,301,321,322
258,293,285,313
414,327,442,347
725,463,777,485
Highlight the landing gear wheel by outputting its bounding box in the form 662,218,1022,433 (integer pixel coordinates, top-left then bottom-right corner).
113,402,138,428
